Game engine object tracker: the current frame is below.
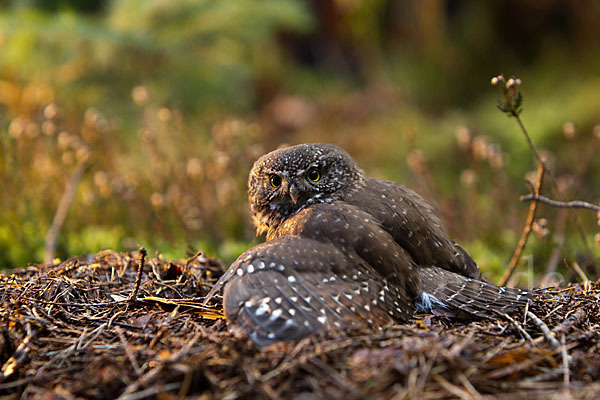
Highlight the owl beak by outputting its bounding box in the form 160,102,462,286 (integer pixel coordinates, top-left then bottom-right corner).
289,184,301,204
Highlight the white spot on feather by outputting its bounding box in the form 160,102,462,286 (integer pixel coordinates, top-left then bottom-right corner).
269,309,282,321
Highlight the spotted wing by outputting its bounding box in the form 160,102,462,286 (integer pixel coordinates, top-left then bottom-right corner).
283,202,529,320
416,266,531,317
275,202,423,299
348,179,482,279
223,235,410,347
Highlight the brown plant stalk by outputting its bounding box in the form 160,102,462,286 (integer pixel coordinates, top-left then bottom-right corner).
44,158,89,265
500,164,544,287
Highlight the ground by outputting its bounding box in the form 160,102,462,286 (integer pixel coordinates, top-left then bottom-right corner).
1,250,599,399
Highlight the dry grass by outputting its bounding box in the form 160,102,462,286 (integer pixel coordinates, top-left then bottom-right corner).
1,250,599,399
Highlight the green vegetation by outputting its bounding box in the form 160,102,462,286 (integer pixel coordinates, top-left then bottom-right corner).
1,1,599,285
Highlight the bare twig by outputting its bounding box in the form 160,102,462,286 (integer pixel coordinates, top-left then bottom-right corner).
456,372,482,399
115,326,142,376
502,312,533,341
0,329,36,381
117,362,166,399
570,262,591,289
526,311,560,349
520,194,600,212
513,117,545,169
432,373,476,400
561,335,570,388
501,164,544,286
44,159,88,265
128,248,147,303
552,308,586,335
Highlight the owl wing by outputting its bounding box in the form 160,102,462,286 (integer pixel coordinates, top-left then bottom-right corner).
289,203,531,319
222,236,409,346
416,265,531,317
349,179,482,279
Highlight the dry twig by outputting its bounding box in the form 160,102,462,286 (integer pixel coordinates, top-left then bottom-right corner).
127,248,147,303
526,311,560,349
520,194,600,212
500,164,544,286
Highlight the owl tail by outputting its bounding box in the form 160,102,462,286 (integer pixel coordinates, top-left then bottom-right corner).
415,266,531,318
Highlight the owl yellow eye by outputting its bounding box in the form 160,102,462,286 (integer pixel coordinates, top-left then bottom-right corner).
269,174,282,188
306,168,321,182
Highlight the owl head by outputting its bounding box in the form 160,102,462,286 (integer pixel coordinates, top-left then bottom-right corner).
248,143,364,237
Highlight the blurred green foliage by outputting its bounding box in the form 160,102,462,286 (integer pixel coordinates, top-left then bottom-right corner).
0,1,599,286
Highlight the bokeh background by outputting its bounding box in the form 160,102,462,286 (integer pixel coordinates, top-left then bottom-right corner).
1,0,599,285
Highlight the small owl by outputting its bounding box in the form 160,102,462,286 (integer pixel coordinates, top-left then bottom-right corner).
205,144,530,346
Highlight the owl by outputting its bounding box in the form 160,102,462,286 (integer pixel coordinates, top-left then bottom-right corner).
205,144,530,346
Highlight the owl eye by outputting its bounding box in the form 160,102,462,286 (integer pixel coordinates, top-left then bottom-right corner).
306,168,321,182
269,174,282,188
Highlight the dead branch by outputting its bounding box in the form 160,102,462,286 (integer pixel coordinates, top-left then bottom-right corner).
520,194,600,212
127,248,147,303
500,164,544,286
526,311,560,349
552,308,586,335
561,335,570,388
502,312,533,341
0,329,36,382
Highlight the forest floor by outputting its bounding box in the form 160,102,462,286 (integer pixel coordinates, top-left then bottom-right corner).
1,250,599,399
